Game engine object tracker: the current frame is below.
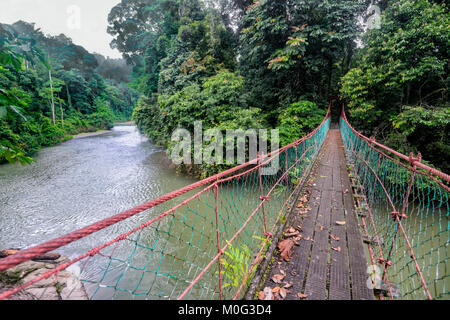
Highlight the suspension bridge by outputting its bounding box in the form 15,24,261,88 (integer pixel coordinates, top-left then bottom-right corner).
0,100,448,300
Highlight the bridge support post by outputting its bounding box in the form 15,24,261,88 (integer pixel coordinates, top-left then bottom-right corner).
214,183,223,300
384,153,421,277
257,152,268,235
285,149,289,202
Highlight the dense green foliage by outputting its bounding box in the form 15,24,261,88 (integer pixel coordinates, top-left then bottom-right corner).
0,21,140,164
113,0,448,175
110,0,372,176
341,0,449,172
278,101,326,146
4,0,447,174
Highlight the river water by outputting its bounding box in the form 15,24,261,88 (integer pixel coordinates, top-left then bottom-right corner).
0,125,198,251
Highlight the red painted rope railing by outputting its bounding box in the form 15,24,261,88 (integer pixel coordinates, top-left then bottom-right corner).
340,104,448,300
341,106,450,189
0,104,331,300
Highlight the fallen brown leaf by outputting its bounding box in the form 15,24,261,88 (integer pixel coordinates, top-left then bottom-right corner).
284,283,293,289
297,293,308,299
330,234,340,241
332,246,341,252
258,291,265,300
286,230,300,237
272,287,280,293
279,287,287,299
293,235,303,245
278,239,295,262
272,273,285,284
287,227,296,233
336,221,346,226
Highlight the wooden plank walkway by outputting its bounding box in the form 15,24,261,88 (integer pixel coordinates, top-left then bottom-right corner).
260,128,374,300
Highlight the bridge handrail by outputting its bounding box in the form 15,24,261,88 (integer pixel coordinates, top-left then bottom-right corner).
341,105,450,191
340,105,449,300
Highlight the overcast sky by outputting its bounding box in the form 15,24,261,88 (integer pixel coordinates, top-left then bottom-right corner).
0,0,123,58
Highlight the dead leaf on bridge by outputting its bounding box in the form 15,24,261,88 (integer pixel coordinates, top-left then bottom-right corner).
271,273,286,284
278,239,295,261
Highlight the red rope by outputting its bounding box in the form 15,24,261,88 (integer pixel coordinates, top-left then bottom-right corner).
341,106,450,186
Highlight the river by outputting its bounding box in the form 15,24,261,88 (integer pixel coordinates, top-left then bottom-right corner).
0,125,198,251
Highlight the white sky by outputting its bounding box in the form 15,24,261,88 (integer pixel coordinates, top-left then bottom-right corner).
0,0,123,58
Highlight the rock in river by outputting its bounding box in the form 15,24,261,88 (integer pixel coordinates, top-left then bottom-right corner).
0,251,88,300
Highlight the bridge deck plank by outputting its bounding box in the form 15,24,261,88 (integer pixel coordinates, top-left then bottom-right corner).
259,128,374,300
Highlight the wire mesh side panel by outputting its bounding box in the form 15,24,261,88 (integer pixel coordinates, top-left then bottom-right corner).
340,117,449,300
189,117,330,300
0,117,330,301
79,190,221,300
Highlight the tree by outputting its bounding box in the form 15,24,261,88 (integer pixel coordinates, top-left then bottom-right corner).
107,0,180,62
0,46,33,164
278,100,326,146
340,0,449,171
238,0,367,124
0,20,141,164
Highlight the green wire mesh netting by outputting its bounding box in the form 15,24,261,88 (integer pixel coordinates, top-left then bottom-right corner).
1,118,330,300
340,117,449,300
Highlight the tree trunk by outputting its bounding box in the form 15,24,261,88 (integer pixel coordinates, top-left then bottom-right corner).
345,44,353,75
327,58,334,98
406,84,411,105
65,84,72,109
48,69,56,125
0,249,60,261
59,98,64,128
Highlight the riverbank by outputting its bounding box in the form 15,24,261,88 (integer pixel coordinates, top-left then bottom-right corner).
114,120,135,126
72,130,112,139
155,150,209,179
